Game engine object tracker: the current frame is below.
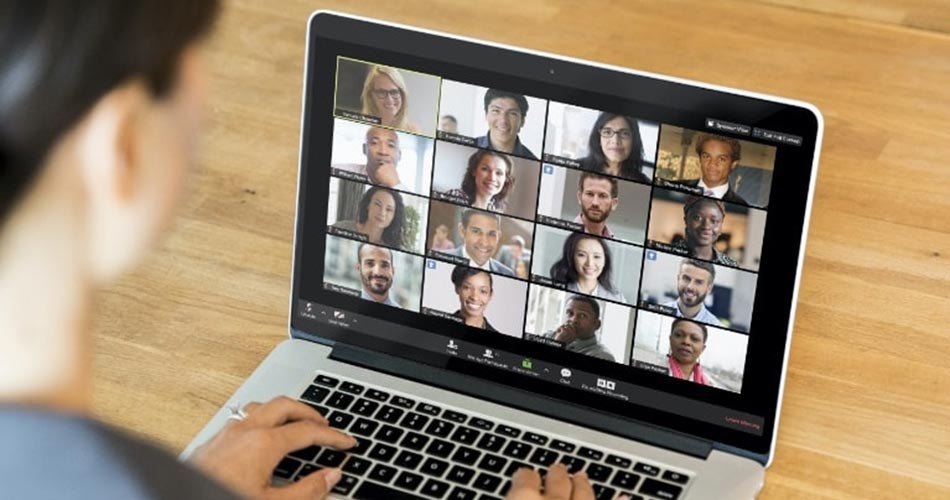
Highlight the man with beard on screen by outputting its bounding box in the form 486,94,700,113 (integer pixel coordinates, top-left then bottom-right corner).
357,243,403,308
574,172,620,239
662,258,723,326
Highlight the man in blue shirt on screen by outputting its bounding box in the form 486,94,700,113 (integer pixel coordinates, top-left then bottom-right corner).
475,88,538,160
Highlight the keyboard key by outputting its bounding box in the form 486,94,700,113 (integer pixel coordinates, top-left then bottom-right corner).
377,424,405,443
426,439,456,458
314,374,339,387
327,411,354,430
451,426,481,445
593,484,617,500
339,381,364,395
421,457,450,477
376,405,405,424
475,434,505,452
559,455,586,474
368,443,398,462
586,463,613,482
662,470,690,484
402,431,430,450
528,448,558,467
301,385,331,404
273,457,301,479
288,445,320,462
443,410,467,423
418,403,441,416
640,478,683,499
354,481,424,500
610,471,641,490
495,425,520,438
395,450,424,470
502,441,532,460
295,463,320,480
368,463,398,483
316,449,346,468
326,392,355,410
578,447,604,461
351,436,372,455
426,419,455,438
395,471,425,491
421,478,451,498
550,439,575,453
452,446,481,465
351,418,379,437
606,454,632,468
469,418,493,431
402,412,431,431
301,402,329,416
392,396,416,409
522,432,548,446
365,388,390,401
351,399,380,417
447,486,478,500
633,463,661,477
477,453,507,473
446,464,476,485
504,461,531,476
332,474,359,495
471,473,502,493
343,456,371,475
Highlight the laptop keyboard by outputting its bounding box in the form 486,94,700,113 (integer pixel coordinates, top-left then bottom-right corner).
273,372,693,500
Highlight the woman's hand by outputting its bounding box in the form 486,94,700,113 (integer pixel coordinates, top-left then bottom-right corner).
189,396,355,500
506,464,631,500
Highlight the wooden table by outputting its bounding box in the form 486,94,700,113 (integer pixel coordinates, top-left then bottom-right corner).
92,1,950,498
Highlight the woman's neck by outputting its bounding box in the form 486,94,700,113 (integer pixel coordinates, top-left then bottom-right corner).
473,193,491,209
461,311,484,328
357,222,384,243
675,359,696,380
604,161,621,176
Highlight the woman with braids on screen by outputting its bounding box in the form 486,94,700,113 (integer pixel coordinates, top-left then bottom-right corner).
549,232,626,302
332,186,408,249
360,65,419,132
579,112,650,183
442,149,516,213
450,266,498,332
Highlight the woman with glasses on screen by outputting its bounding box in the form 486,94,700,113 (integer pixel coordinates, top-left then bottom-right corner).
549,232,626,302
441,149,515,213
360,65,419,133
580,112,650,183
332,186,408,250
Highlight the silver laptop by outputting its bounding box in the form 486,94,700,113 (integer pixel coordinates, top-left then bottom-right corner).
183,11,823,499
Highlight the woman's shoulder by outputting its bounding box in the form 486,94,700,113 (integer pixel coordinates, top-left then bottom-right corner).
332,219,359,230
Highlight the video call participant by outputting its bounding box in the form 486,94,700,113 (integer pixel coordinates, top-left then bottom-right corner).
575,172,620,238
360,65,419,132
444,209,515,276
332,186,407,249
663,259,723,326
357,244,403,308
440,114,458,134
497,235,530,279
335,126,411,190
550,232,626,302
475,89,538,160
441,149,515,213
678,134,747,204
542,295,614,361
429,223,456,251
580,112,650,183
674,196,738,266
450,266,497,331
667,318,714,386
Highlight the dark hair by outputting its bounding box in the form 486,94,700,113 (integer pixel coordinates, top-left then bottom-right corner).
695,134,741,162
459,150,515,210
0,0,220,230
550,232,616,293
450,265,493,292
460,208,501,229
357,186,407,248
683,195,726,218
671,318,708,343
441,115,458,124
483,89,529,117
357,243,393,264
566,294,601,319
577,171,619,198
580,112,647,182
681,258,716,281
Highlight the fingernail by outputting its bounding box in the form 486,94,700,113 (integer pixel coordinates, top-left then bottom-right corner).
575,471,588,480
323,468,342,489
618,496,632,500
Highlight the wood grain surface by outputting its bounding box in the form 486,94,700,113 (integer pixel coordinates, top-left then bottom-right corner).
91,1,950,498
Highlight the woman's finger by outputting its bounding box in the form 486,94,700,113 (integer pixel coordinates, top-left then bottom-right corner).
569,471,596,500
244,396,327,427
506,467,542,499
269,419,356,458
542,464,572,500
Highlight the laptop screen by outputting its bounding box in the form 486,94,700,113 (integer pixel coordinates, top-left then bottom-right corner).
291,13,820,457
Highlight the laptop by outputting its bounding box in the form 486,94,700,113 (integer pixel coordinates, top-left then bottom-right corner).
182,10,823,499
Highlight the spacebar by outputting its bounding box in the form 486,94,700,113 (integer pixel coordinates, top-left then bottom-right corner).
352,481,426,500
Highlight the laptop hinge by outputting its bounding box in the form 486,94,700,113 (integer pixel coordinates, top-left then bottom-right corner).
330,343,713,460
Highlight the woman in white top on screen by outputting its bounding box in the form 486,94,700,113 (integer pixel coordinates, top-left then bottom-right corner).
549,232,626,302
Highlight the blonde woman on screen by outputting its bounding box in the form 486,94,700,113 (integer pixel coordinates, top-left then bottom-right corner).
360,65,419,133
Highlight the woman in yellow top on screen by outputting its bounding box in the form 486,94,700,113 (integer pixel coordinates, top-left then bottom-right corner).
442,149,515,213
360,65,419,133
580,112,650,184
